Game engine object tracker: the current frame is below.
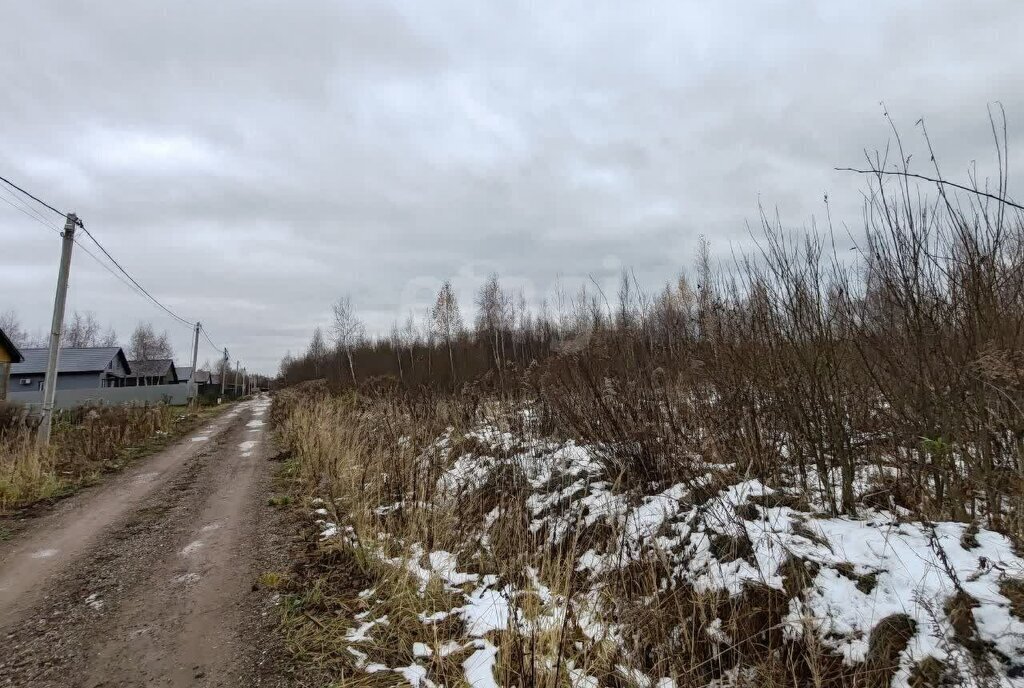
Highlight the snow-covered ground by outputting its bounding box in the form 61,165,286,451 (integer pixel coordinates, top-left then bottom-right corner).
311,419,1024,688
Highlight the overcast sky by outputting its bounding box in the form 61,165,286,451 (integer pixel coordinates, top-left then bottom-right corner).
2,1,1022,373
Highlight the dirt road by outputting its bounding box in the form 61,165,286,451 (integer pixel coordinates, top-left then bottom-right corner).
0,396,291,687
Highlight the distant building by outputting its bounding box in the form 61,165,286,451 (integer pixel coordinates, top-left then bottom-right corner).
9,347,131,391
176,366,194,385
0,328,25,400
125,359,179,386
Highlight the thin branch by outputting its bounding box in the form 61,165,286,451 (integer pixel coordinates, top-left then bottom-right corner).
835,166,1024,212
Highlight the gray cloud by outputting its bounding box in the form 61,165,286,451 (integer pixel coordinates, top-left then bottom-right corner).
2,0,1022,372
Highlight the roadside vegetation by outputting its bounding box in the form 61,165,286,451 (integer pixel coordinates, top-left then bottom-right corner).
0,401,228,512
272,124,1024,686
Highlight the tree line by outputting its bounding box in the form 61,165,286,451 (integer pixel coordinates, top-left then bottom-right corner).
279,250,738,393
278,143,1024,532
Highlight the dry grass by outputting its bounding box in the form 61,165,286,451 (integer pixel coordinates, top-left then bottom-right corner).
0,401,227,512
271,128,1024,686
270,388,883,687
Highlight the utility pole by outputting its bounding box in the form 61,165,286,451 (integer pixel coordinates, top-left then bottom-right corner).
38,213,78,445
220,348,228,398
188,321,200,404
234,361,240,397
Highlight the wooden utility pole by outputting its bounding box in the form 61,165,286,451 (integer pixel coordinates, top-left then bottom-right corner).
38,213,78,444
188,321,200,404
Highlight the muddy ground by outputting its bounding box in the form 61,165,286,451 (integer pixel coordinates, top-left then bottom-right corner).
0,396,295,687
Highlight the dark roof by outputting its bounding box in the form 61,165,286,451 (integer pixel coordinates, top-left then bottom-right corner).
193,370,212,384
128,359,176,379
10,347,128,375
0,328,23,363
177,366,194,381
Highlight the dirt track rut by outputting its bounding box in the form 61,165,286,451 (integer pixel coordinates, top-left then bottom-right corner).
0,396,290,687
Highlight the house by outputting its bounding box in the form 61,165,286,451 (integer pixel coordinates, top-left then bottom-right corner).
125,359,179,386
9,347,131,391
193,369,214,391
0,328,25,400
176,366,193,385
205,370,228,393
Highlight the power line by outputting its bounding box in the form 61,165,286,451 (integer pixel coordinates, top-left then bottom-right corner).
0,171,188,326
11,186,60,229
2,171,230,355
200,324,223,353
0,186,61,233
77,226,194,328
0,193,189,326
77,240,156,302
0,173,78,224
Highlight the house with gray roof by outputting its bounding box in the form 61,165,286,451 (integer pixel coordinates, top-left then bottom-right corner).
8,347,131,391
125,359,179,386
176,366,194,385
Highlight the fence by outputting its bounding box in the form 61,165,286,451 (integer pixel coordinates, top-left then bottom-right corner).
6,383,191,409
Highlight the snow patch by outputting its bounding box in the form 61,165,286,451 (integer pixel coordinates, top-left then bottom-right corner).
463,640,499,688
180,540,204,556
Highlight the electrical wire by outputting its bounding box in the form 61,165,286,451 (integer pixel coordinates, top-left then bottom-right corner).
0,194,177,314
0,173,77,223
1,171,231,352
0,172,188,326
77,227,193,329
200,325,223,353
0,186,61,234
0,198,186,333
76,240,159,302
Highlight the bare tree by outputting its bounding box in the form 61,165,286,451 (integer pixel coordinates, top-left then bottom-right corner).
279,351,294,379
421,308,435,378
432,280,462,381
62,311,102,348
616,269,637,332
127,322,174,360
330,296,364,385
403,311,418,375
99,326,119,347
389,321,404,384
0,309,27,348
515,289,530,361
307,326,328,378
475,274,510,373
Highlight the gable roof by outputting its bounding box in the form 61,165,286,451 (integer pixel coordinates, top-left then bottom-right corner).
0,328,23,363
10,347,129,375
128,359,177,379
177,366,194,382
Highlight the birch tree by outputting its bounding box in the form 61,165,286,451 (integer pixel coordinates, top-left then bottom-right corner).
128,322,173,360
431,280,462,382
331,296,364,385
